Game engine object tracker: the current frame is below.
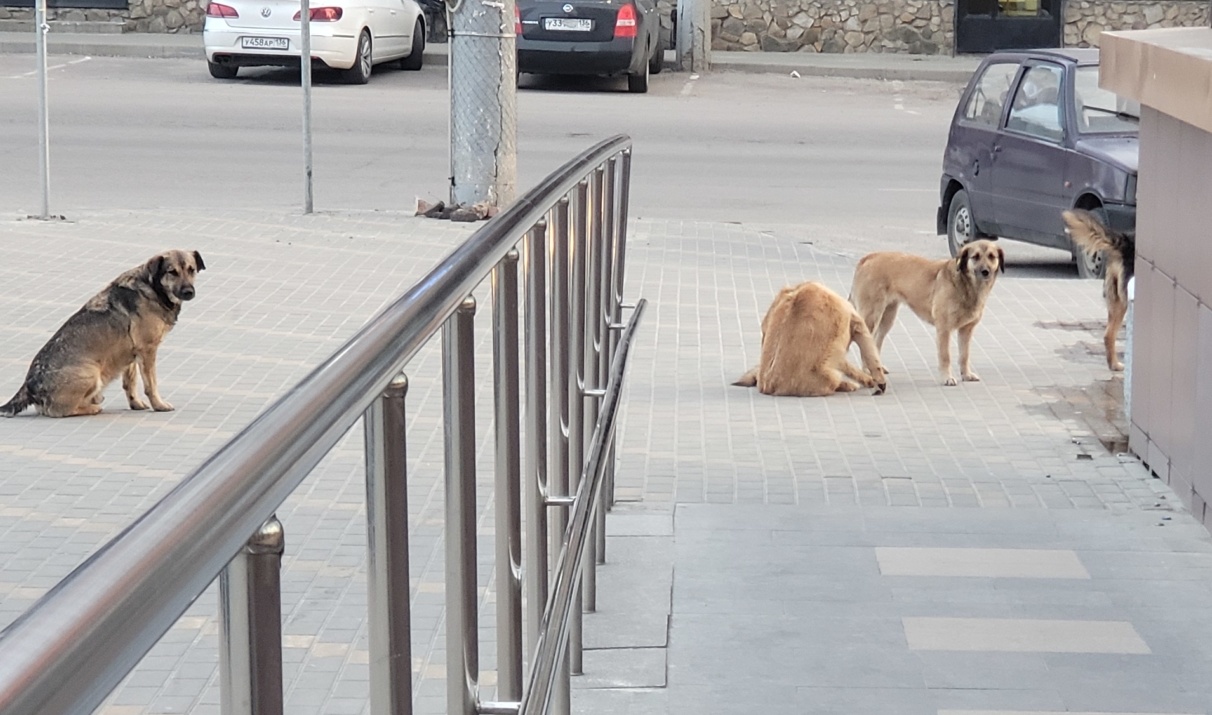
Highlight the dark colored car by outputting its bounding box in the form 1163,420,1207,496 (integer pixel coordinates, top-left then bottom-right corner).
516,0,664,93
938,48,1139,277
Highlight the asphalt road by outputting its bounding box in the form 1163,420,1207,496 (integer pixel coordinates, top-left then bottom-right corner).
0,54,1076,272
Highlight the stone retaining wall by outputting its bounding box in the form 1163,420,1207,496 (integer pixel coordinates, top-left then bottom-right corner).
1064,0,1208,46
0,0,203,32
711,0,952,53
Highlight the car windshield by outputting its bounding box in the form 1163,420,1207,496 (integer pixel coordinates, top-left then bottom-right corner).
1073,66,1139,134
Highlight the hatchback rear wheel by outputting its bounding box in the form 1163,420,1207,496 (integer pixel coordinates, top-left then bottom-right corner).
627,59,649,93
648,34,664,75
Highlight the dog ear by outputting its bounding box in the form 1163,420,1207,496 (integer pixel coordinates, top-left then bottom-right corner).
193,251,206,271
957,246,970,274
998,247,1006,273
146,254,166,280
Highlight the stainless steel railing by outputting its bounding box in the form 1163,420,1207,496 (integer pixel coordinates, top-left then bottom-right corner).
0,134,644,715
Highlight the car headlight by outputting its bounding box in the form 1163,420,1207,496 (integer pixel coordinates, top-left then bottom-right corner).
1125,175,1137,205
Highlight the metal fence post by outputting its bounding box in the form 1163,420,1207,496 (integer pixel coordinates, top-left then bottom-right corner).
444,296,479,715
582,167,605,614
606,150,633,510
524,222,550,666
547,197,572,715
595,159,617,565
567,179,590,675
364,374,413,715
494,249,524,700
219,516,285,715
300,0,313,213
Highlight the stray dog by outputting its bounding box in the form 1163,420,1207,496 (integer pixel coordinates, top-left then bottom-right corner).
734,281,887,397
0,250,205,418
850,240,1004,386
1061,209,1134,371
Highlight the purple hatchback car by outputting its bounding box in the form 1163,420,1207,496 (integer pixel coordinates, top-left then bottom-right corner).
938,48,1139,278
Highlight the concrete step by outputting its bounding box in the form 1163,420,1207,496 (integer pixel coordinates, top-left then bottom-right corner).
0,19,126,34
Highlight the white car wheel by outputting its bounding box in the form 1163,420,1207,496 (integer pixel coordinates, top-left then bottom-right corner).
343,30,373,84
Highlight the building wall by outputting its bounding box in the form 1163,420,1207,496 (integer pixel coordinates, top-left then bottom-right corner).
1129,107,1212,528
0,0,203,33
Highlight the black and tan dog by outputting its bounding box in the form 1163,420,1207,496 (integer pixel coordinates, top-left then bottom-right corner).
0,250,205,418
734,281,887,397
1062,209,1135,371
850,240,1004,386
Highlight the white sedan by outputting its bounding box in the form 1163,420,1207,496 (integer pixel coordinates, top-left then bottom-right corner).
204,0,427,83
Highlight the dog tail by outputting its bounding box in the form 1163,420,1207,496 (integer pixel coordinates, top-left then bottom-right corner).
0,385,31,417
1062,209,1133,259
733,367,758,388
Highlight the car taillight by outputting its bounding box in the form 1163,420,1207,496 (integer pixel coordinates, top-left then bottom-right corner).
514,3,522,35
206,2,239,18
293,6,343,20
614,3,636,38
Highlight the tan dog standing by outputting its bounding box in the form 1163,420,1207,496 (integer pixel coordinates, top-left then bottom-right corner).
734,281,887,397
1061,209,1134,371
849,240,1004,386
0,250,206,418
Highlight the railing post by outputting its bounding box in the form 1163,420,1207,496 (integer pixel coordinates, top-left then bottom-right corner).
582,166,605,615
568,178,590,675
606,150,633,511
445,296,480,715
594,159,617,567
494,249,524,700
364,374,413,715
524,222,550,665
219,516,285,715
547,197,572,715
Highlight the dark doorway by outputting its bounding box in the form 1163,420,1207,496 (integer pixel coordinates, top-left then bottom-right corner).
956,0,1062,54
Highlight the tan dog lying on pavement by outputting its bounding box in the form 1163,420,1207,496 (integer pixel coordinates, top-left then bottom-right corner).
1061,209,1134,372
849,240,1003,386
734,281,887,397
0,250,206,418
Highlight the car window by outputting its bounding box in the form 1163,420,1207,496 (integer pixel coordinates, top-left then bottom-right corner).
963,62,1019,128
1005,64,1064,142
1073,65,1140,134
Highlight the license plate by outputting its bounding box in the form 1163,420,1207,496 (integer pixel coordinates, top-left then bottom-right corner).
543,17,592,31
241,36,290,50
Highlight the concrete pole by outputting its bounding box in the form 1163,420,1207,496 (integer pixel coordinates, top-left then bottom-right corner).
34,0,50,219
676,0,711,73
447,0,518,208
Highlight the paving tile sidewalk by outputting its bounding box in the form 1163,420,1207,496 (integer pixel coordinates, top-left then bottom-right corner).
0,207,1206,715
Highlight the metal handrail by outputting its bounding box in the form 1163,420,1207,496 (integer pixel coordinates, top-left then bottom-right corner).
519,299,646,714
0,134,634,715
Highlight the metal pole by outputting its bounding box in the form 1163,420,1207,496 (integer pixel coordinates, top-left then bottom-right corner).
447,0,517,207
607,150,633,510
582,168,604,614
595,160,616,565
547,197,572,715
301,2,314,214
34,0,50,219
493,250,523,700
567,179,589,675
523,222,549,665
444,296,479,715
219,517,285,715
364,374,413,715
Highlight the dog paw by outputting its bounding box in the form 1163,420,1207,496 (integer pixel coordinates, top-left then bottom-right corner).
943,376,958,386
128,399,149,411
962,372,981,382
873,381,887,395
1111,362,1124,372
151,401,175,412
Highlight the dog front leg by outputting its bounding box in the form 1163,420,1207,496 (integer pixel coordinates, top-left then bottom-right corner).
1105,299,1127,371
957,323,981,382
138,351,174,412
936,328,957,386
850,316,887,393
123,363,150,410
